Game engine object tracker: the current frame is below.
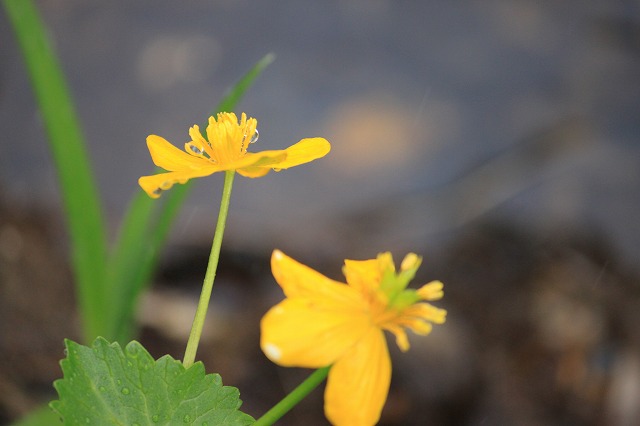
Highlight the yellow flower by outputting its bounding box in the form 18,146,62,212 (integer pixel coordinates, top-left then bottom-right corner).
260,250,447,426
139,112,331,198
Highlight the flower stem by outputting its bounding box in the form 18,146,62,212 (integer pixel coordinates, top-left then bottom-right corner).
183,170,235,368
254,366,331,426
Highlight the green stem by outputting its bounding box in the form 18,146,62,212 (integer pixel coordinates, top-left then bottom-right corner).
254,366,331,426
183,170,235,367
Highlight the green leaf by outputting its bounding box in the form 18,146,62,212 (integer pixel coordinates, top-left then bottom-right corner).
3,0,108,342
107,53,276,344
51,338,255,425
9,405,61,426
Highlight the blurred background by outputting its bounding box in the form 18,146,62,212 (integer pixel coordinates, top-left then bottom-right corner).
1,0,639,425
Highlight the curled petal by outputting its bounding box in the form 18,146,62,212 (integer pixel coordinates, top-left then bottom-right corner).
146,135,211,171
226,150,287,172
235,166,272,178
272,138,331,171
260,298,370,368
141,149,287,196
325,328,391,426
138,168,220,198
235,151,288,178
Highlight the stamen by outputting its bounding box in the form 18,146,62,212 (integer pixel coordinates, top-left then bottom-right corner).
241,129,259,152
417,281,444,301
400,253,420,271
384,325,410,352
403,319,433,335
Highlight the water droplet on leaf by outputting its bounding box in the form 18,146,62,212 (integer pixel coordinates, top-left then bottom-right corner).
121,387,130,395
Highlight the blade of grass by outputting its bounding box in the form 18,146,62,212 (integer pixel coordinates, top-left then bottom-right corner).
4,0,108,342
108,53,276,343
107,183,191,342
216,53,275,114
9,405,60,426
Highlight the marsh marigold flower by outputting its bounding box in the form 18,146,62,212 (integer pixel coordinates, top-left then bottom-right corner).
139,112,330,198
260,250,447,426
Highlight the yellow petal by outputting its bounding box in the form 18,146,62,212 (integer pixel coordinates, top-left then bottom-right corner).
228,150,286,168
235,151,288,178
260,298,370,367
325,328,391,426
138,168,220,198
343,258,382,295
270,251,363,305
271,138,331,171
236,167,272,178
146,135,211,171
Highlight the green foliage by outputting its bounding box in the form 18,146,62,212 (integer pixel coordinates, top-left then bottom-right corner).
3,0,109,342
51,338,255,425
4,0,274,344
4,1,276,424
9,406,61,426
107,53,276,344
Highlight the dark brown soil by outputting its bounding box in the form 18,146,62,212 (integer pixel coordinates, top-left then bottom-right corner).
1,197,639,425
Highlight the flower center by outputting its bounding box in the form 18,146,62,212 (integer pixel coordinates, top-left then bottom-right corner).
205,112,259,164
